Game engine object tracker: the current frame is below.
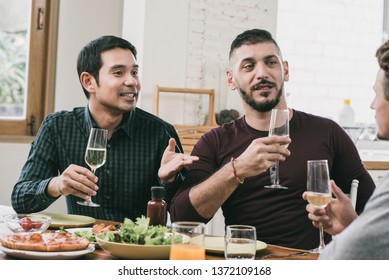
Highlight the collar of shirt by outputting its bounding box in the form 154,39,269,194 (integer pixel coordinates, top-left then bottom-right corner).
83,106,137,139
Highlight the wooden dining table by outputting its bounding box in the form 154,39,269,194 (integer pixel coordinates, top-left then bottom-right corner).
83,244,318,260
0,219,318,260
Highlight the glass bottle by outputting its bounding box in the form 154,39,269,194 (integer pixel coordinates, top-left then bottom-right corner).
147,186,167,226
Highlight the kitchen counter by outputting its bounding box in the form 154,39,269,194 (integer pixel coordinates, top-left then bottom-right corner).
358,140,389,170
362,160,389,170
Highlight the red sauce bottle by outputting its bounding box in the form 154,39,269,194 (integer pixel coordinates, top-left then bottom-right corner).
147,186,167,226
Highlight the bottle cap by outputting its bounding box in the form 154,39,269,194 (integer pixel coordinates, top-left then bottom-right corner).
344,99,350,105
150,186,165,199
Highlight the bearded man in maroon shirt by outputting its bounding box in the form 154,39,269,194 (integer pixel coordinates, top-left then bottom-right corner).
166,29,375,250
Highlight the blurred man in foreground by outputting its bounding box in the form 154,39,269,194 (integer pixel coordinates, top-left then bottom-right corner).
304,40,389,259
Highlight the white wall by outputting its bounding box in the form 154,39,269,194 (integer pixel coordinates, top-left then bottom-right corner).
55,0,124,111
122,0,191,123
277,0,383,124
0,144,30,207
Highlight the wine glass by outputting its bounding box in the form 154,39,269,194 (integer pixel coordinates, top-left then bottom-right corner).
306,159,332,254
367,124,378,152
77,128,108,207
264,108,290,189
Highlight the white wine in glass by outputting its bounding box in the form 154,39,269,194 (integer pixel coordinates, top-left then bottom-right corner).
77,128,108,207
264,108,289,189
85,148,106,171
306,192,332,208
306,159,331,254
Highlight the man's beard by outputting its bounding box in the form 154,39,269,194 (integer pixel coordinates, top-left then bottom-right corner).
238,84,284,112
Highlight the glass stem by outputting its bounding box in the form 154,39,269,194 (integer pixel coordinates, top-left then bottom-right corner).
318,224,325,251
273,160,280,185
87,169,96,202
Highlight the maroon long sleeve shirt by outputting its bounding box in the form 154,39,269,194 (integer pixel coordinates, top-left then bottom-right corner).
170,110,375,250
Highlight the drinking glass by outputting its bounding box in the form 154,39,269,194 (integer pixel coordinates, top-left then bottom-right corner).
224,225,257,260
169,221,206,260
366,124,378,153
264,108,290,189
306,159,332,254
77,128,108,207
366,124,378,142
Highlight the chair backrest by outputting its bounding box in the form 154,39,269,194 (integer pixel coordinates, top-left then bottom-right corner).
174,125,215,155
154,85,219,154
154,85,217,126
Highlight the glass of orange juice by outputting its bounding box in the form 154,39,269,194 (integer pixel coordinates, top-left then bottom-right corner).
169,221,205,260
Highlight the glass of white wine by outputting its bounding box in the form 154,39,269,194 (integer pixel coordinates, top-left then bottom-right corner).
264,108,290,189
77,128,108,207
306,159,332,254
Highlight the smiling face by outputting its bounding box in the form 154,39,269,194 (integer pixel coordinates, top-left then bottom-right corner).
227,42,289,113
371,68,389,140
82,47,141,115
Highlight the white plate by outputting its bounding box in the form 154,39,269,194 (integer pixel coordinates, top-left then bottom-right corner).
204,236,267,255
41,213,96,228
0,244,95,260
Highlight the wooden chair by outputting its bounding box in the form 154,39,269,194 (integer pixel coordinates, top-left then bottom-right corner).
173,125,216,154
154,85,217,126
154,85,218,154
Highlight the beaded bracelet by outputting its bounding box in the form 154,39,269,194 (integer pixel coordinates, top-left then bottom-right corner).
230,157,244,184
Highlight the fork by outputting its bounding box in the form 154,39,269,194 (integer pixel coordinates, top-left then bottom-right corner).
260,251,308,259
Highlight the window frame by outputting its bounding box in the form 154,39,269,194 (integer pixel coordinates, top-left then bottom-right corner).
0,0,58,140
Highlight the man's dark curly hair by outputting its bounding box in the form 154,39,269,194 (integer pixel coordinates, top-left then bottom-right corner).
376,40,389,100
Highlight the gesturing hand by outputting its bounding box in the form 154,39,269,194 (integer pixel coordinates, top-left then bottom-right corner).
158,138,199,184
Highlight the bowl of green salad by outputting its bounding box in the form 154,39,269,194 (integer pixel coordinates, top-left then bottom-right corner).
95,216,180,259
